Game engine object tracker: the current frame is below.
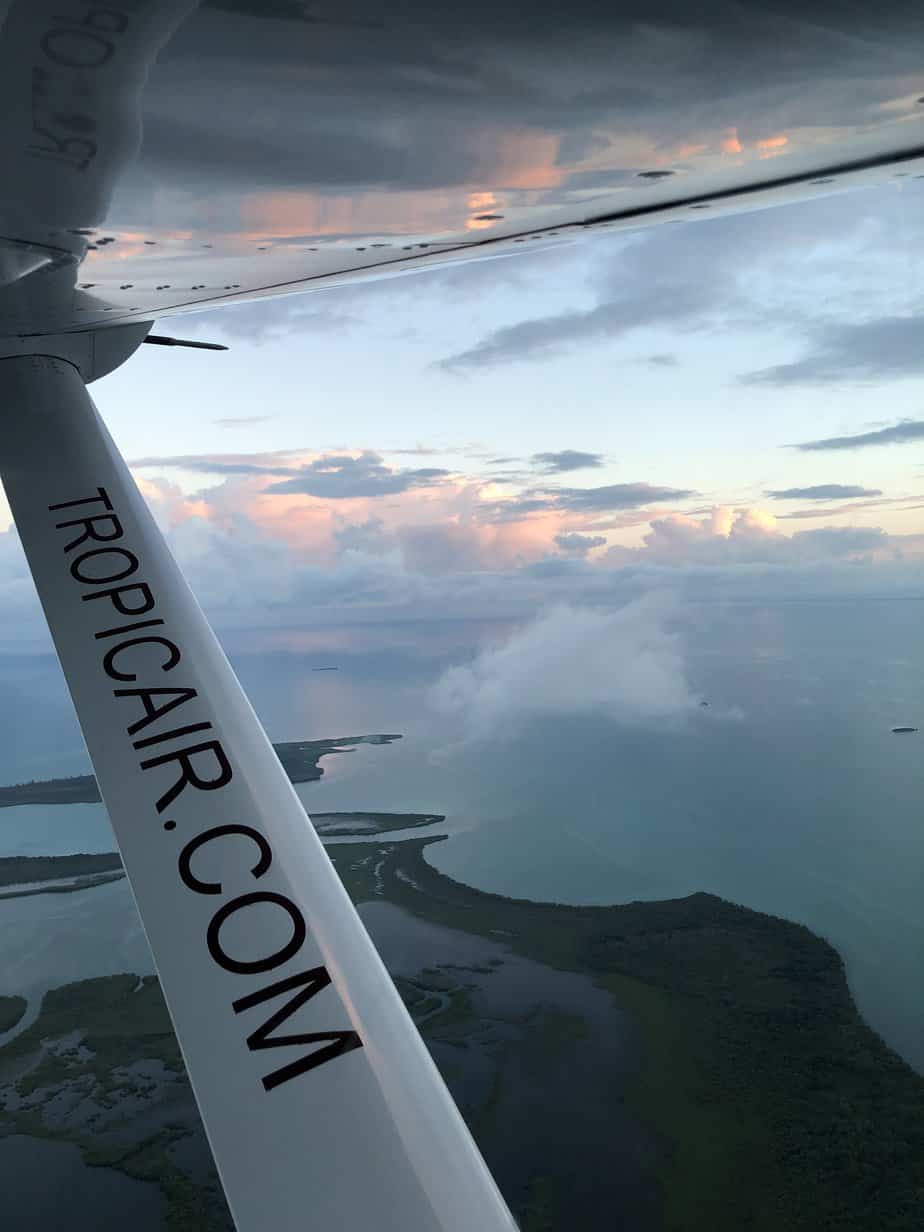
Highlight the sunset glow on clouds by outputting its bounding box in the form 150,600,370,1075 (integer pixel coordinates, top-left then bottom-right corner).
116,446,924,614
4,178,924,658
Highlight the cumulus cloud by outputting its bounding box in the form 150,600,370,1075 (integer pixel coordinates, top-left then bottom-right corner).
765,484,882,500
531,450,604,473
555,532,607,553
430,596,699,744
599,506,899,573
97,454,924,656
790,419,924,452
332,517,390,554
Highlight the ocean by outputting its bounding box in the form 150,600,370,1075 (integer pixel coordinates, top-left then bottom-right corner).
2,597,923,1070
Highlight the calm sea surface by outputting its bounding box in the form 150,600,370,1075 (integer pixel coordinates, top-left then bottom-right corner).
2,599,923,1069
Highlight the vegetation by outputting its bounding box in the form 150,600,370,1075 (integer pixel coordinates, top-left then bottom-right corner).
4,832,924,1229
0,976,234,1231
312,811,444,836
329,837,924,1231
0,996,26,1034
0,734,404,807
0,853,123,888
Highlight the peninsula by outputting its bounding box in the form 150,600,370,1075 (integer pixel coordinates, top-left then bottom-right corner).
0,734,403,808
1,835,923,1231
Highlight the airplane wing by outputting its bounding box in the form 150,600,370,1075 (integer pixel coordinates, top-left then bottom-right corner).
0,0,922,343
0,1,921,1228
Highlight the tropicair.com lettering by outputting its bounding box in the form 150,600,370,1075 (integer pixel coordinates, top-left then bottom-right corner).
47,486,362,1090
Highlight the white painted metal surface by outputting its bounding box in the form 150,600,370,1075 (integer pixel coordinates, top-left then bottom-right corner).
0,354,519,1232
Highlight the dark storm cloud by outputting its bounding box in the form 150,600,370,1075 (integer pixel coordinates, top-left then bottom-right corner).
531,450,604,473
743,317,924,387
790,420,924,452
765,484,883,500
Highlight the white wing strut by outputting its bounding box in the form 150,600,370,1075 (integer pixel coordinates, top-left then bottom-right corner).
0,354,518,1232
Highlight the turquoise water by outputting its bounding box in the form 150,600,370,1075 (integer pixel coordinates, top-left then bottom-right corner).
2,599,923,1071
0,802,114,857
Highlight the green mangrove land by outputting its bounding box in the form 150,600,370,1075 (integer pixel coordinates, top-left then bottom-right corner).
0,734,404,807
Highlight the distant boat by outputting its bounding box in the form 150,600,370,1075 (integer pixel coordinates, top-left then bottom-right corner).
892,726,918,734
312,666,340,672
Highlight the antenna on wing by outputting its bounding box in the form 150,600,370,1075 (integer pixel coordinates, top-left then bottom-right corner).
143,334,228,351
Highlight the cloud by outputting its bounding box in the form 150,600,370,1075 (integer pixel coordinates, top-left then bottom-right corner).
131,449,302,476
430,596,699,745
531,450,604,473
178,299,359,345
3,475,923,658
606,506,893,569
214,416,271,428
332,517,390,554
264,452,449,498
558,483,695,512
765,484,883,500
438,283,708,371
790,419,924,452
486,481,695,522
555,532,607,553
434,199,865,372
131,448,449,498
776,497,918,520
743,317,924,387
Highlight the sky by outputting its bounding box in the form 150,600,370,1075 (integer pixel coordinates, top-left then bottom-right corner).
1,175,924,696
